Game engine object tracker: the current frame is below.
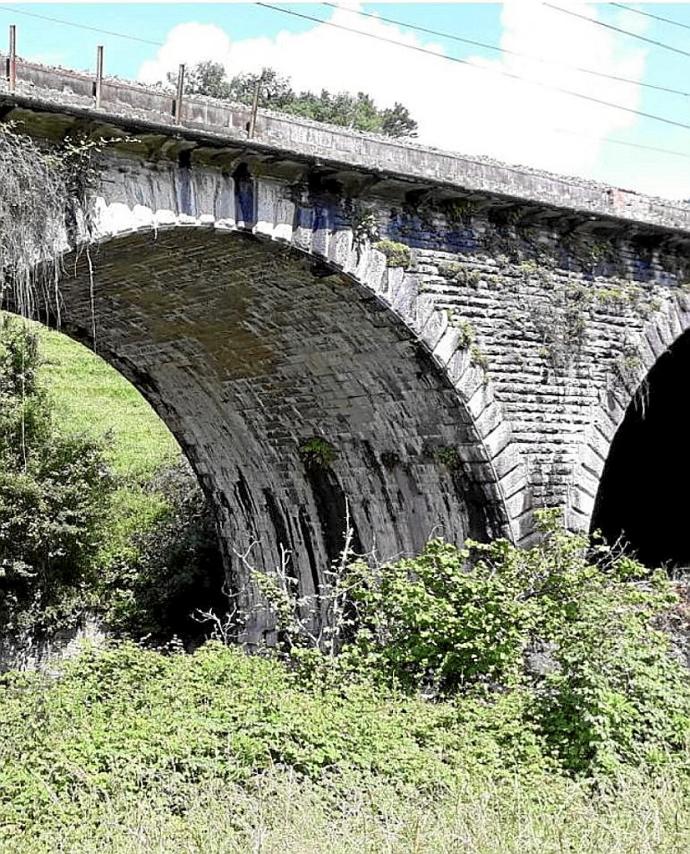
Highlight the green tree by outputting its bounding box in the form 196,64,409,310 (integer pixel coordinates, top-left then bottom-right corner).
228,67,295,109
175,60,232,100
175,62,418,138
381,102,418,138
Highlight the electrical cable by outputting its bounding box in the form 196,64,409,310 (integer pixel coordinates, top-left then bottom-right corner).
323,2,690,99
609,3,690,34
256,2,690,133
0,4,163,46
544,3,690,59
552,127,690,160
0,1,688,161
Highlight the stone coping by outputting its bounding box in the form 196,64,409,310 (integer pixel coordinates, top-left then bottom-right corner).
1,55,689,235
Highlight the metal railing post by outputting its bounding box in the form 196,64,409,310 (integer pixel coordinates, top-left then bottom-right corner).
8,24,16,92
174,63,185,124
248,72,263,139
94,45,103,108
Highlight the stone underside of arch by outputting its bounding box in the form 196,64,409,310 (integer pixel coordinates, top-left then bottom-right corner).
44,228,509,642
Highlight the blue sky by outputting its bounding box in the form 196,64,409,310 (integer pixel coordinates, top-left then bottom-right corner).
1,2,689,199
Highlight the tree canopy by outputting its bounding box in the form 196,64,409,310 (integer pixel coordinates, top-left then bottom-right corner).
171,61,417,139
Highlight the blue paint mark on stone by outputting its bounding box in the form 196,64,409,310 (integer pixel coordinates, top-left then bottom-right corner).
233,163,255,226
176,150,194,216
313,203,330,233
296,205,314,230
177,168,193,216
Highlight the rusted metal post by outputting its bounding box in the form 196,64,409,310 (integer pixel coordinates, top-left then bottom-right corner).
174,63,185,124
94,45,103,108
8,25,16,93
247,72,262,139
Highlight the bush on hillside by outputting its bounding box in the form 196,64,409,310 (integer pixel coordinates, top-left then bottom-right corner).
260,511,690,777
97,462,226,645
0,317,226,649
0,317,113,639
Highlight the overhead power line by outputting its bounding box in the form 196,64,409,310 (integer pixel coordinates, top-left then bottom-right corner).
0,4,163,46
552,128,690,161
256,2,690,134
609,3,690,33
323,2,690,99
545,3,690,60
0,1,688,162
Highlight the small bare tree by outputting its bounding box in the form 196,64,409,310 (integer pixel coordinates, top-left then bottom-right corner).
195,502,369,657
192,578,240,646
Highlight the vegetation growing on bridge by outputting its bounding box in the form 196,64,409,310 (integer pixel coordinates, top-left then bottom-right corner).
0,125,67,317
373,239,412,268
298,436,339,470
0,125,109,326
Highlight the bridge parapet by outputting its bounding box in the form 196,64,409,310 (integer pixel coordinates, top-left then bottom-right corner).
1,55,690,235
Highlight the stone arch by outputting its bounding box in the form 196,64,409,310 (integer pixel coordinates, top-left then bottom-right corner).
572,294,690,556
12,167,527,641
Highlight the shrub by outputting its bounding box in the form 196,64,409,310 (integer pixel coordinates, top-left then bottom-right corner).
344,512,690,776
0,639,550,840
373,239,411,268
298,436,338,470
0,317,113,638
97,462,226,645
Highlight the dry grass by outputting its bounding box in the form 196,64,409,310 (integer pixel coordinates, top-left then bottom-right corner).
5,769,689,854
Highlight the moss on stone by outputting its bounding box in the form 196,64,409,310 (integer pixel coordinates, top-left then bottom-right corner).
374,240,412,269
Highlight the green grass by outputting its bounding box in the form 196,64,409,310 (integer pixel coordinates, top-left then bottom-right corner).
6,768,690,853
36,325,179,481
29,320,186,595
1,642,688,854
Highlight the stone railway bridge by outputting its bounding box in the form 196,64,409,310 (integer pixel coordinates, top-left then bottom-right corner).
2,62,690,637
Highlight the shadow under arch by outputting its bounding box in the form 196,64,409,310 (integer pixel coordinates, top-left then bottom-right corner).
16,224,514,640
591,327,690,568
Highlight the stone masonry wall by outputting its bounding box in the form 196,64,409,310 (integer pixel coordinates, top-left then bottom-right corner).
379,202,689,538
2,106,689,640
85,152,689,549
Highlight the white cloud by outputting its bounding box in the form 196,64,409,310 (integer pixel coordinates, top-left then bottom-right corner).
138,22,233,80
136,2,686,198
614,7,651,37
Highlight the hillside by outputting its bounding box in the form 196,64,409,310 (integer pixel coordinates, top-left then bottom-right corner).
36,325,179,481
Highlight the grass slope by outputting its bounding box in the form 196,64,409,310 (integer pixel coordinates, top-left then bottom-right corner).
36,324,179,481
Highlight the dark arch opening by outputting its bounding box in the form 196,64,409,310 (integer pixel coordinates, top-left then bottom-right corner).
592,328,690,568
